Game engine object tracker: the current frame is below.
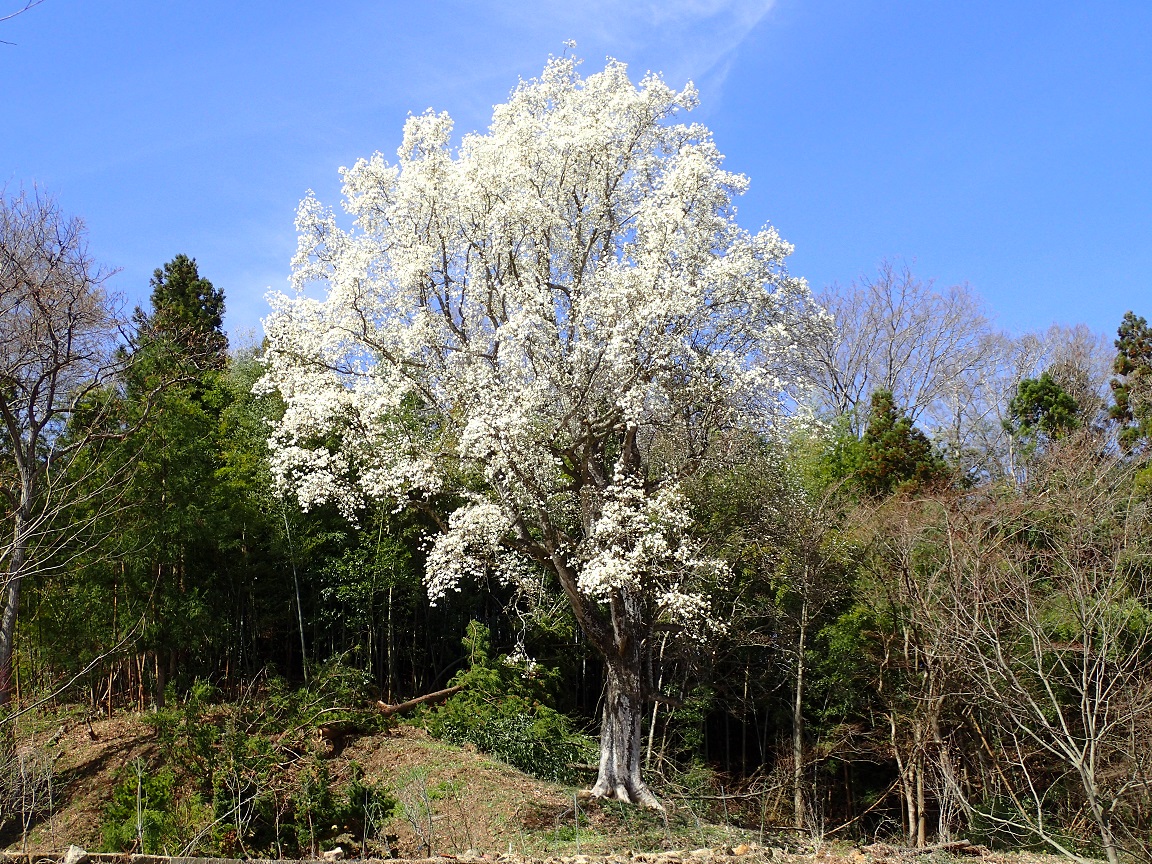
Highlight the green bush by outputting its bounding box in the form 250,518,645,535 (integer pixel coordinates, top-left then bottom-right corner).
292,759,396,856
100,760,181,853
131,669,394,857
425,622,596,782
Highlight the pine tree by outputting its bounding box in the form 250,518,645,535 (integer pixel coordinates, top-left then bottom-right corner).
1006,371,1080,444
139,254,228,370
1109,311,1152,449
855,390,947,497
120,256,233,705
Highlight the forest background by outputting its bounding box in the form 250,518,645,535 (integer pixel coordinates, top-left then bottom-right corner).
1,4,1151,859
2,180,1150,861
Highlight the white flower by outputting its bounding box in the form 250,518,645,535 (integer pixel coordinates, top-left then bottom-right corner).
259,55,825,642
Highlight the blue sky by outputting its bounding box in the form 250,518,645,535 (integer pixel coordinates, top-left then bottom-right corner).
3,1,1149,343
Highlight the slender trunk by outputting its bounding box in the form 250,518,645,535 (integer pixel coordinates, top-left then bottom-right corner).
891,713,915,844
646,633,668,768
646,702,659,768
1081,770,1120,864
0,579,20,706
916,752,926,847
154,651,165,710
387,583,395,704
591,659,661,808
137,653,146,712
742,663,749,773
793,599,808,830
0,507,30,707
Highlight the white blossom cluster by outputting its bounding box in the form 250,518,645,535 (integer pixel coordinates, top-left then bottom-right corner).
580,477,722,632
259,55,827,636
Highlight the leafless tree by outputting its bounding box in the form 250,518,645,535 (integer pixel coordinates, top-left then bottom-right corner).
846,494,974,848
0,0,44,22
0,0,46,44
949,445,1152,863
808,261,999,435
812,264,1114,481
1036,324,1114,422
935,324,1112,483
0,187,130,705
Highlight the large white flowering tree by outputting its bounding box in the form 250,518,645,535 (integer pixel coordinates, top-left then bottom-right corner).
260,56,825,806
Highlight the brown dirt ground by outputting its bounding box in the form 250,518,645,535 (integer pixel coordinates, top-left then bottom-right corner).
0,710,1103,864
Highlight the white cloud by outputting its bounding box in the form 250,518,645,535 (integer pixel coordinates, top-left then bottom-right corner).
484,0,777,95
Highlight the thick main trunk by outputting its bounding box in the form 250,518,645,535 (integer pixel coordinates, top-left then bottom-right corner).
591,660,661,809
543,552,660,808
0,578,18,707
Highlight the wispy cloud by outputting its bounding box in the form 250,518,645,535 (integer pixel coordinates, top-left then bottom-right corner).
473,0,778,98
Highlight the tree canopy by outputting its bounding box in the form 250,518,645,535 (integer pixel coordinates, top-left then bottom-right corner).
260,56,827,805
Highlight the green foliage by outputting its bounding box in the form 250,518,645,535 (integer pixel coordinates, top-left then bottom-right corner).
142,253,228,365
1006,372,1080,444
100,760,181,853
1110,310,1152,449
426,622,596,782
855,390,947,496
810,603,878,722
147,679,220,778
129,663,393,857
968,796,1056,852
292,759,395,855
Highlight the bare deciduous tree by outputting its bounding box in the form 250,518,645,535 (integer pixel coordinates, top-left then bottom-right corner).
847,495,972,848
0,0,46,45
949,445,1152,863
809,261,997,435
0,188,128,705
812,263,1114,484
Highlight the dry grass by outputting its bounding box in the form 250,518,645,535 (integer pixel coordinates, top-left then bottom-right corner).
0,709,1101,864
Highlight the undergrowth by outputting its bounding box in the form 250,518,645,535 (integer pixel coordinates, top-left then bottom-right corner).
98,659,396,857
422,622,597,783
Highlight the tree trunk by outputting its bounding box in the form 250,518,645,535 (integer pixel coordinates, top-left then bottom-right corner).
645,633,668,768
386,583,395,703
0,508,30,707
0,579,17,706
916,752,927,847
793,600,808,830
548,556,662,808
591,659,661,808
154,651,166,709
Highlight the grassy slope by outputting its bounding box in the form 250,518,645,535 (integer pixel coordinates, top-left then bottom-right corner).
2,707,1091,864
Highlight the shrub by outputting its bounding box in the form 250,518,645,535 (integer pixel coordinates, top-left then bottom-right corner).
100,759,181,853
425,622,596,782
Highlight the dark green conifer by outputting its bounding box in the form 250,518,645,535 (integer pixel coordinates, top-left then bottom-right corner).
1109,311,1152,449
1006,371,1080,443
139,253,228,369
855,390,946,497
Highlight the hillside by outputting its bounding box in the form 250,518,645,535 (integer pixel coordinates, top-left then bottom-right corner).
1,707,1084,864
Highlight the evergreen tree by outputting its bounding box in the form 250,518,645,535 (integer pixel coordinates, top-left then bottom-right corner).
1006,371,1080,444
140,254,228,368
855,390,946,497
1109,310,1152,449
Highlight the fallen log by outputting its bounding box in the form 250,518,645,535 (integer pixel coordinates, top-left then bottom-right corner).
376,684,465,716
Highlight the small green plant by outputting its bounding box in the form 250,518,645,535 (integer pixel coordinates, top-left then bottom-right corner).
100,759,179,854
290,757,396,858
424,622,596,782
145,678,219,785
135,671,394,857
345,763,398,853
